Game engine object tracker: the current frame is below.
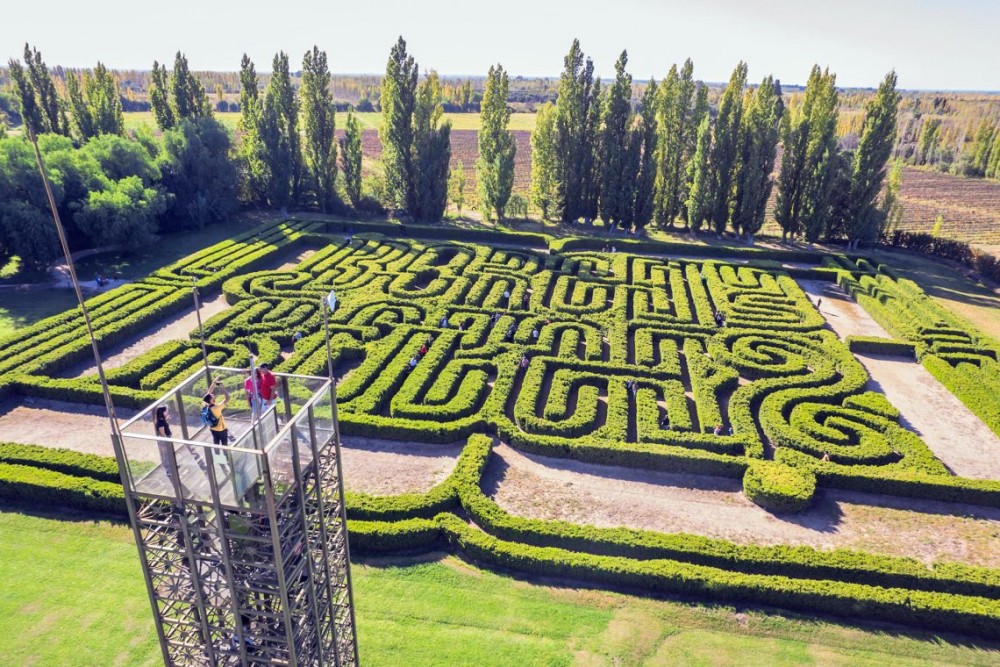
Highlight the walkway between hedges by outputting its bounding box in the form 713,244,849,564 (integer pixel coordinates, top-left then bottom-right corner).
798,278,1000,480
485,443,1000,568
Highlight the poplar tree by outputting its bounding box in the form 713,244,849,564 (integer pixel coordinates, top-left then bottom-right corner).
237,54,266,204
707,62,748,235
530,102,559,220
653,60,696,227
686,116,712,232
477,64,516,222
580,78,603,223
775,66,839,242
66,74,95,140
732,76,783,242
598,51,633,228
380,37,418,212
171,52,209,120
23,44,65,135
301,46,338,212
257,52,301,209
845,70,901,249
411,71,451,221
149,61,175,130
632,80,658,230
87,63,125,137
7,59,43,135
554,40,599,223
339,111,363,208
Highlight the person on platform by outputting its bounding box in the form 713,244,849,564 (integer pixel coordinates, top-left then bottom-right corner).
258,363,279,413
203,380,234,445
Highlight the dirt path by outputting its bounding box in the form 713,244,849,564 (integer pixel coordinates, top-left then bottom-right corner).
59,295,230,378
0,398,137,456
798,279,1000,479
796,279,890,340
857,353,1000,479
484,444,1000,567
339,437,463,496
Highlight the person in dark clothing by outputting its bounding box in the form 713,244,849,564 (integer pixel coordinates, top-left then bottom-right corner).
155,406,176,480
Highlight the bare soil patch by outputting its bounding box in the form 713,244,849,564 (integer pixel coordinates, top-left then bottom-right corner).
339,436,462,496
59,294,230,378
796,279,890,340
0,398,137,456
858,353,1000,480
485,444,1000,567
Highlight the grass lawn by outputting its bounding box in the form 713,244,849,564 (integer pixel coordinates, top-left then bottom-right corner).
2,507,999,666
0,288,80,339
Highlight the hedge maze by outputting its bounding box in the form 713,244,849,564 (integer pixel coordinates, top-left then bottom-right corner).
3,220,1000,637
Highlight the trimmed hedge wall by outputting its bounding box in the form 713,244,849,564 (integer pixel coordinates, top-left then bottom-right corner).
846,336,918,357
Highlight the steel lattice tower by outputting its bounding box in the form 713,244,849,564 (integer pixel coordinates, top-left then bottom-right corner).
114,366,359,666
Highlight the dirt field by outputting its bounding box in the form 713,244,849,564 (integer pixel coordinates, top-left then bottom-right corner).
484,444,1000,567
339,437,463,496
0,398,137,455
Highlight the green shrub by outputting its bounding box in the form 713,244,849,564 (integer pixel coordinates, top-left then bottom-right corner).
0,463,126,514
742,461,816,513
0,443,121,483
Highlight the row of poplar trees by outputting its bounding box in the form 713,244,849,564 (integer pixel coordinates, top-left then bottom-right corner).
530,41,901,247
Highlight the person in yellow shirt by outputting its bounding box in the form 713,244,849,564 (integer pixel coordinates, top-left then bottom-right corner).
203,380,233,445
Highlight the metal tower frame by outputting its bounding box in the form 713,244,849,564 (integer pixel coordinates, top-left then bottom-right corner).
115,365,359,666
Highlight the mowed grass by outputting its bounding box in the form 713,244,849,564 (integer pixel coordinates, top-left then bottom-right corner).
122,110,537,133
3,508,1000,666
0,288,80,338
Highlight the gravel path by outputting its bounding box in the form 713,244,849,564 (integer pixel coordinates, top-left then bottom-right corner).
485,444,1000,567
339,437,463,496
796,279,890,340
0,398,137,455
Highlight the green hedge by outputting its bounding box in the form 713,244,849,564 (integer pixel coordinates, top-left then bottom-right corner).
0,463,126,514
846,336,918,357
742,461,816,513
0,443,121,484
437,513,1000,639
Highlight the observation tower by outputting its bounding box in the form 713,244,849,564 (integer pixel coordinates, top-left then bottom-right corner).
114,365,359,666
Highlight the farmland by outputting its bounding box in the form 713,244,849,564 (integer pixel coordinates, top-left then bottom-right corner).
2,217,1000,665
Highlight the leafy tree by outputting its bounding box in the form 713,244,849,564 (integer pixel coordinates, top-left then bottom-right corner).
530,102,559,220
732,76,783,241
339,111,363,208
598,51,633,229
81,134,160,184
23,44,66,135
7,59,44,136
449,160,466,214
707,62,748,235
987,130,1000,179
74,176,166,248
66,64,125,140
915,117,941,166
0,200,59,268
775,65,839,243
260,51,302,209
477,64,516,222
411,71,451,221
881,158,904,233
554,40,600,223
149,61,175,130
158,117,237,230
632,80,658,230
171,52,210,121
844,70,901,249
685,116,712,232
236,54,266,204
653,60,697,228
380,37,418,212
301,46,338,212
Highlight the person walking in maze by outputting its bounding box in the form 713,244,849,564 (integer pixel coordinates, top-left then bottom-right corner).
505,323,516,341
154,406,177,481
258,364,279,413
419,342,428,356
816,297,823,311
519,354,529,371
522,292,530,310
659,413,671,430
408,356,419,372
531,327,539,341
203,380,234,445
440,314,449,328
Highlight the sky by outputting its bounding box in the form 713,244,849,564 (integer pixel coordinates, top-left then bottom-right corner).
3,0,998,91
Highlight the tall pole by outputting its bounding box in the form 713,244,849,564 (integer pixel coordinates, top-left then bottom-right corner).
323,290,359,662
28,127,172,665
192,277,212,386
